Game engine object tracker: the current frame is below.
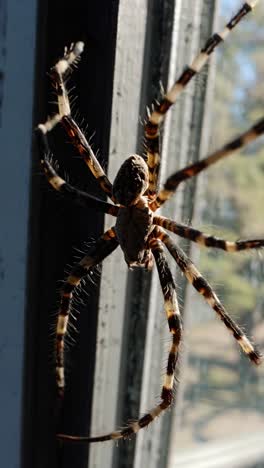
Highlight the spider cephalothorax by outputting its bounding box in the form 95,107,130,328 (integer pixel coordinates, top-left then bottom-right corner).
113,154,149,205
38,0,264,445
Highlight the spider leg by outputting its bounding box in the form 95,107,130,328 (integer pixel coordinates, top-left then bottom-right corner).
56,227,118,398
37,42,113,200
38,42,85,134
60,116,113,199
145,1,259,201
155,227,262,365
41,158,118,216
57,237,182,443
154,215,264,252
150,118,264,210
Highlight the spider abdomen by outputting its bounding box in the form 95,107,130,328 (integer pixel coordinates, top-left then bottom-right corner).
115,197,153,267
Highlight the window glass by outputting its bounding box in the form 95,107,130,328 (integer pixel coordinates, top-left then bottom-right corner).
173,0,264,458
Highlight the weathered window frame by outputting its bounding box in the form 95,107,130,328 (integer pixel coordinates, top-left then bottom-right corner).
2,1,263,468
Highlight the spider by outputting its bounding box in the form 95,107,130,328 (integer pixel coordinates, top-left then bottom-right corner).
37,0,263,444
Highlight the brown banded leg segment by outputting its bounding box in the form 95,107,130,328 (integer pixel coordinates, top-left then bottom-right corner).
153,215,264,252
51,42,85,118
41,158,118,216
57,238,182,443
157,228,262,366
61,116,113,199
144,111,161,200
145,1,259,201
38,42,85,135
37,42,114,200
150,238,182,406
37,120,114,212
56,228,118,398
53,45,113,200
37,114,113,200
150,117,264,210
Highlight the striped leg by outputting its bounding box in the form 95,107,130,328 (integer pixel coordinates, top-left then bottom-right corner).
57,237,182,443
61,116,113,198
157,227,262,365
38,42,85,134
37,42,113,199
150,117,264,210
41,158,118,216
145,1,259,200
56,228,118,398
154,215,264,252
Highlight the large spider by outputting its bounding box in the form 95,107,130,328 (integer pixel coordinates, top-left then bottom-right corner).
38,0,263,443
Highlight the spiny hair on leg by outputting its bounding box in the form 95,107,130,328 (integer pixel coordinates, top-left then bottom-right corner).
54,41,85,77
64,260,101,292
64,319,79,350
44,153,60,172
161,230,262,365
